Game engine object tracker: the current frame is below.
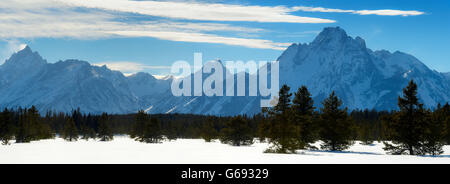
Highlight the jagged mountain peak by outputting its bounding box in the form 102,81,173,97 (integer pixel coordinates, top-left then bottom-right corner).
278,27,369,69
0,27,449,115
274,27,449,111
313,27,348,43
128,72,157,81
20,45,32,53
311,27,366,50
2,45,46,68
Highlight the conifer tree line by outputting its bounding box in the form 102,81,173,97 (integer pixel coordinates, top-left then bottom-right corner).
257,80,449,155
0,80,449,156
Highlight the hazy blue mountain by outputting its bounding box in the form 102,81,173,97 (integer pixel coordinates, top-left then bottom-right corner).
0,27,448,115
0,46,139,114
276,27,449,110
147,27,449,114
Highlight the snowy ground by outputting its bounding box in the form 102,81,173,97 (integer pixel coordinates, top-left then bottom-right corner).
1,136,450,164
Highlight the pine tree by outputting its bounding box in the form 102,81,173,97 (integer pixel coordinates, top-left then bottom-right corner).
292,86,317,149
358,123,374,145
87,127,97,140
80,124,96,140
62,118,79,141
164,121,178,141
319,91,354,151
142,117,163,143
220,116,253,146
273,84,292,114
80,124,89,140
265,84,300,153
0,108,15,145
383,80,441,155
15,110,29,143
257,112,271,142
422,107,444,155
441,103,450,145
201,119,218,142
97,113,113,141
132,110,162,143
15,107,45,143
131,110,147,140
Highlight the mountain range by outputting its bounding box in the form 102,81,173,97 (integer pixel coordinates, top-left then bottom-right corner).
0,27,448,115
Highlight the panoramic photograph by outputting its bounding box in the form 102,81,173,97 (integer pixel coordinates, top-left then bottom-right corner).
0,0,449,171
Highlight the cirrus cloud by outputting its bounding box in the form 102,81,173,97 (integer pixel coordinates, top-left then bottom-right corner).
0,0,425,51
107,30,290,50
56,0,336,23
295,6,425,16
0,0,291,50
93,61,172,74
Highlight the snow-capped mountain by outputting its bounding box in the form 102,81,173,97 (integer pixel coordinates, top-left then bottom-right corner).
0,46,139,114
145,60,263,115
147,27,449,114
127,72,172,112
0,27,449,115
276,27,449,110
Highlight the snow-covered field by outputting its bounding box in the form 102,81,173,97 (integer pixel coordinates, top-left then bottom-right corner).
1,136,450,164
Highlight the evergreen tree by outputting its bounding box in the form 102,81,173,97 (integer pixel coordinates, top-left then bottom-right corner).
132,110,162,143
422,107,444,155
220,116,253,146
273,84,292,114
164,122,178,141
383,80,442,155
62,118,79,141
441,103,450,145
352,109,385,145
358,123,374,145
0,108,15,145
87,127,97,140
80,124,96,140
265,84,300,153
257,111,271,142
319,91,354,151
97,113,113,141
131,110,146,139
201,119,218,142
79,124,89,140
142,117,163,143
15,109,30,143
15,106,46,142
291,86,317,149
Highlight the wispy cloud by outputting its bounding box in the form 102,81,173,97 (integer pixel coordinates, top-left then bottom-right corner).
353,10,424,16
57,0,335,23
93,61,172,74
295,6,425,16
0,39,27,64
0,0,294,50
0,0,424,51
107,31,290,50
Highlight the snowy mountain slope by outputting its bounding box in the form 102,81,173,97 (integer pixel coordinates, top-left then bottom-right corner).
444,72,450,80
0,47,139,114
276,27,449,110
0,27,448,115
145,61,263,116
126,72,173,111
0,46,47,89
150,27,449,115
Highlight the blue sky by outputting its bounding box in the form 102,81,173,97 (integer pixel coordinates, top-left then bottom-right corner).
0,0,449,75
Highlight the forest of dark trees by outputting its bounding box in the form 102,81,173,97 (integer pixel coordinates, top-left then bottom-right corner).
0,80,449,155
